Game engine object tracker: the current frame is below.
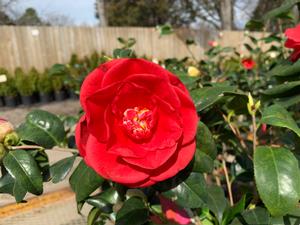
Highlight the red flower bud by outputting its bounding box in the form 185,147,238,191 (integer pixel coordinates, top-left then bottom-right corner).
261,123,267,134
241,58,256,70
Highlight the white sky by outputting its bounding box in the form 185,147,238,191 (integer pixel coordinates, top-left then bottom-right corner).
11,0,99,25
10,0,259,28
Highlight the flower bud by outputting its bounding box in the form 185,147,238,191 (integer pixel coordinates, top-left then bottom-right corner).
0,118,14,143
0,143,7,161
3,132,20,147
187,66,200,77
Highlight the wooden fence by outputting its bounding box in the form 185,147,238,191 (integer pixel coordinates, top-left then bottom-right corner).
0,26,265,73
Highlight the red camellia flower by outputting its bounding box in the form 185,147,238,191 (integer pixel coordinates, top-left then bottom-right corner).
241,58,255,70
285,24,300,62
75,58,198,187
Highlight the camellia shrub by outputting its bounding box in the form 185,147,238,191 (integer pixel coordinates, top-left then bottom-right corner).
1,2,300,225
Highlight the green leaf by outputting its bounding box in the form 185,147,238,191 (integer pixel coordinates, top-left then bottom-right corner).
222,195,246,225
116,197,149,225
50,155,76,183
245,20,264,30
48,64,68,77
204,185,228,224
261,104,300,137
275,94,300,108
3,150,43,195
162,172,206,208
193,150,214,173
86,196,112,214
97,188,119,204
264,81,300,97
196,122,217,159
156,24,173,36
69,160,104,202
87,207,102,225
13,179,27,202
17,110,66,148
0,173,15,194
190,86,236,111
254,146,300,216
242,207,270,225
263,0,300,21
268,60,300,77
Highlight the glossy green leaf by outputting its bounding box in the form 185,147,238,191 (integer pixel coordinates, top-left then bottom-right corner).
242,207,270,225
116,197,148,225
254,146,300,216
69,160,104,202
268,60,300,77
17,110,66,148
264,81,300,97
193,150,214,173
190,86,236,111
86,196,112,214
263,0,300,21
13,180,27,202
97,188,119,205
87,207,102,225
261,104,300,137
204,185,228,224
222,195,246,225
3,150,43,195
275,94,300,108
196,121,217,159
163,172,206,208
50,155,76,183
0,173,15,194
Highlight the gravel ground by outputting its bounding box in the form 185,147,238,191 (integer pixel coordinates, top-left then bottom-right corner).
0,100,81,126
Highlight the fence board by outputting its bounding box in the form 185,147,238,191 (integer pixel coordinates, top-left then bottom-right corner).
0,26,267,73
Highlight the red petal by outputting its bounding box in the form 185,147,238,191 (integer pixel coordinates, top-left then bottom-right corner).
125,74,181,109
122,144,178,170
82,131,150,184
285,24,300,43
150,141,196,182
85,83,121,142
80,59,126,111
75,115,88,157
175,87,198,145
108,98,182,159
101,58,170,87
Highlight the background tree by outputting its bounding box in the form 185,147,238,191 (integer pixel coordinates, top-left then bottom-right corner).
0,0,17,25
15,7,44,26
96,0,258,30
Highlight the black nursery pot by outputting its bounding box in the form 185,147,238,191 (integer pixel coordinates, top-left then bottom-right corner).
0,97,4,107
68,89,79,99
21,95,34,106
4,96,18,107
39,92,52,103
54,90,66,101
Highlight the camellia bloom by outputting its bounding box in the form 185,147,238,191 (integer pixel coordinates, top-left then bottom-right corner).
285,24,300,62
75,58,198,187
0,118,14,143
241,58,256,70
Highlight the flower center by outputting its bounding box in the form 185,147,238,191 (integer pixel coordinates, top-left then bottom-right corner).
122,107,155,140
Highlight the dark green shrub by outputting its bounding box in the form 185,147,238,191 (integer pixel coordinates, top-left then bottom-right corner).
37,72,53,94
15,67,36,96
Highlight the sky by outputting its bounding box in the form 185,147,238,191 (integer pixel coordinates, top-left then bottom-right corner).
12,0,99,26
10,0,258,28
